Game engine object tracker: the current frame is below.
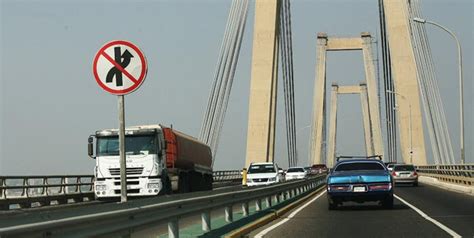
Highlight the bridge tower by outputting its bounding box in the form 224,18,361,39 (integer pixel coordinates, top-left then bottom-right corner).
382,0,427,165
310,33,384,165
245,0,280,167
326,83,377,168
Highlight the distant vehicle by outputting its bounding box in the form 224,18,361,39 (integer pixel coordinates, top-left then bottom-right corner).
327,159,394,210
246,162,283,186
88,124,213,199
310,164,329,174
392,164,418,186
285,167,308,181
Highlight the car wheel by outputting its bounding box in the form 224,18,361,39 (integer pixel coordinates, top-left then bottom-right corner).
328,198,337,210
382,195,394,209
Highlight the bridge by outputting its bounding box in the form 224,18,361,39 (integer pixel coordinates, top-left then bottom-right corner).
0,0,472,237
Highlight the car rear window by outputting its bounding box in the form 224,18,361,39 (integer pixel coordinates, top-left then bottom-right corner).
287,168,305,173
394,165,415,171
334,162,385,171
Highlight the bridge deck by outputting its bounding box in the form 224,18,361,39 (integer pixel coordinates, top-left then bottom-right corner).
250,184,474,237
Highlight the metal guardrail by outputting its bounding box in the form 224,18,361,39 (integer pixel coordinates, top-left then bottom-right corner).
0,175,95,210
0,175,326,237
416,164,474,186
0,171,243,210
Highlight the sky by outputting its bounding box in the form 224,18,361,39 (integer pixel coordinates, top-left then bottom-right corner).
1,0,472,175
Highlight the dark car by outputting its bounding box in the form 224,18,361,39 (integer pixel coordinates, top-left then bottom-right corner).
310,164,329,174
327,159,394,210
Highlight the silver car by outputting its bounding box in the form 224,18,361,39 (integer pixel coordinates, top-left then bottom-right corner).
392,164,418,186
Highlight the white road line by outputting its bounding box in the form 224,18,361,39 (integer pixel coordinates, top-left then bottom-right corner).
394,194,461,238
254,191,326,238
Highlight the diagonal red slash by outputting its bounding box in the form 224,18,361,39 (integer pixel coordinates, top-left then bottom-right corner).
101,50,139,84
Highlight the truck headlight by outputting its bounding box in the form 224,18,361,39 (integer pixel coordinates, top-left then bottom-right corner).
95,185,107,191
147,183,161,189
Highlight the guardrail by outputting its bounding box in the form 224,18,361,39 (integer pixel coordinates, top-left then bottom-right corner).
0,175,94,210
416,164,474,186
0,170,243,210
0,175,325,237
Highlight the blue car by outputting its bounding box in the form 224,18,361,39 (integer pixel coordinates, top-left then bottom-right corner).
327,159,394,209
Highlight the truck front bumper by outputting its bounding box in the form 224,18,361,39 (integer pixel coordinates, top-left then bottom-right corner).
94,177,163,198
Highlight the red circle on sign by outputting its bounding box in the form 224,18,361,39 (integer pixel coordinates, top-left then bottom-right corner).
93,40,148,95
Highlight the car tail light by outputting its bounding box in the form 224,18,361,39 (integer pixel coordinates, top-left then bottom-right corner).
392,171,396,177
413,171,418,176
369,183,392,191
328,185,351,192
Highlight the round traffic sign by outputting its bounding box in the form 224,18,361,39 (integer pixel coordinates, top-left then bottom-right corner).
93,40,148,95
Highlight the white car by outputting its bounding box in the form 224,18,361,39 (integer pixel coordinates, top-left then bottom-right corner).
285,167,307,181
246,162,283,186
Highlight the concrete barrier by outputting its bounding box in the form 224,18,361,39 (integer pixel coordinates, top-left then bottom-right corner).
419,176,474,196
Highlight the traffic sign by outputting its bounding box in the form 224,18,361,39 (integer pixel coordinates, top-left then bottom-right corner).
93,40,148,95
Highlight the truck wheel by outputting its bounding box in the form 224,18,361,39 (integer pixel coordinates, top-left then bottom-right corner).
159,175,172,195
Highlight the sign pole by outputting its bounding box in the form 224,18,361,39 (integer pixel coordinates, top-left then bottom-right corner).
118,95,127,202
93,40,147,203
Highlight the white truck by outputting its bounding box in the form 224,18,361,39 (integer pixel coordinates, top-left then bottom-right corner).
88,124,213,199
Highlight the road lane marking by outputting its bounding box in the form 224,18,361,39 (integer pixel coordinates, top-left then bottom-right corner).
254,191,326,238
394,194,461,238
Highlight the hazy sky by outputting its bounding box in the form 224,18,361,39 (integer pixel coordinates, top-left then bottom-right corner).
1,0,472,175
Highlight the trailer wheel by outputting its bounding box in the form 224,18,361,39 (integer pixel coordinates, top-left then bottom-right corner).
178,172,190,193
205,174,213,191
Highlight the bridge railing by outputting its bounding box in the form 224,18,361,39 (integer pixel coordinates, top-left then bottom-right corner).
0,175,95,210
416,164,474,186
0,175,326,237
0,170,243,210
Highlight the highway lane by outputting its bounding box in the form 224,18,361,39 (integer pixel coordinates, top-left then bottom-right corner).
250,183,473,237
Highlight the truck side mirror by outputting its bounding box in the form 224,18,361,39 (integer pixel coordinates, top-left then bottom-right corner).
88,136,95,159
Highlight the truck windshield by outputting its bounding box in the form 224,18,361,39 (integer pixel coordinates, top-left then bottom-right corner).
334,162,385,171
97,135,157,156
248,165,276,174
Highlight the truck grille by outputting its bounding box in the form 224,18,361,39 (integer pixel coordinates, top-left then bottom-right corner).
252,178,268,182
109,167,144,176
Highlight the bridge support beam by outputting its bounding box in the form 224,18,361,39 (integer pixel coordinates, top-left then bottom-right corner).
245,0,280,167
360,83,374,155
309,33,328,166
361,33,384,158
383,0,427,165
326,84,339,168
310,32,384,166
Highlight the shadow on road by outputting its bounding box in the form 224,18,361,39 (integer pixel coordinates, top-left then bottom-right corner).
334,203,408,211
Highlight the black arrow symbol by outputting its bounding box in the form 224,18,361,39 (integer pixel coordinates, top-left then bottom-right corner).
106,47,134,87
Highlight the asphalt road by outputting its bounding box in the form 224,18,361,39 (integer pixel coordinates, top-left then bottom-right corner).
250,183,474,238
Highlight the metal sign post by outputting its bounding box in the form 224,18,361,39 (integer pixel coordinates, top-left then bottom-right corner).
93,40,148,203
118,95,127,202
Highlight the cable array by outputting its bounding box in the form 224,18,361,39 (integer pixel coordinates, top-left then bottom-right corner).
408,0,455,164
279,0,297,168
378,0,397,162
199,0,249,167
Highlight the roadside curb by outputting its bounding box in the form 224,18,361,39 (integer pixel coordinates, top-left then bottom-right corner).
224,185,326,238
419,176,474,197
